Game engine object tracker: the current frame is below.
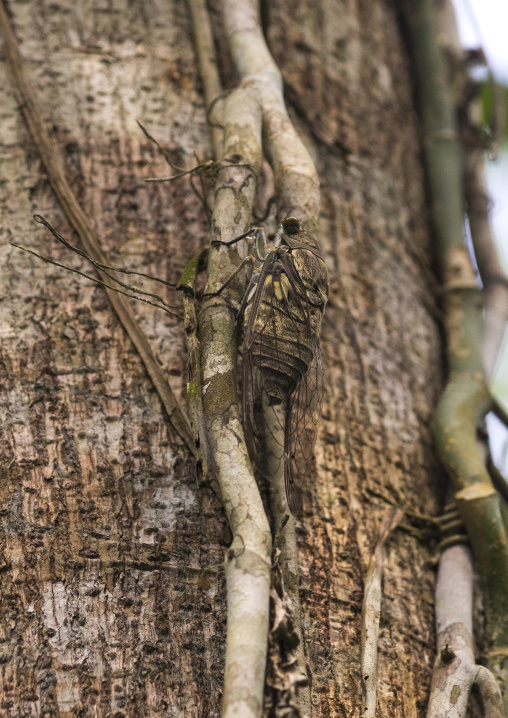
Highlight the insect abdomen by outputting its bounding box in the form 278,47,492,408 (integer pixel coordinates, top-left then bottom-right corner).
250,305,314,403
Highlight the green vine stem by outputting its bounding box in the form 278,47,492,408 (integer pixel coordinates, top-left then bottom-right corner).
435,0,508,384
465,154,508,382
177,253,214,486
404,0,508,705
198,87,271,718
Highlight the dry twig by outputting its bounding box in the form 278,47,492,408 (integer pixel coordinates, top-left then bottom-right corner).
360,508,403,718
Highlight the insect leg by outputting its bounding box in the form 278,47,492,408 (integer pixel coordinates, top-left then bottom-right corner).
210,228,255,248
202,255,255,297
211,227,268,262
236,266,261,320
253,229,268,262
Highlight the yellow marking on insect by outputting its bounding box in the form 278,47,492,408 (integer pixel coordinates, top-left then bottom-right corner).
274,280,283,301
273,273,291,301
280,274,291,298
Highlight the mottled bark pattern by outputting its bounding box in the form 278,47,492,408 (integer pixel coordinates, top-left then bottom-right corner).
0,3,227,716
266,1,443,715
0,0,442,716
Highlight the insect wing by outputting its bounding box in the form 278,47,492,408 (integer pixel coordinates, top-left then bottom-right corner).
241,249,322,513
284,343,324,514
241,253,279,456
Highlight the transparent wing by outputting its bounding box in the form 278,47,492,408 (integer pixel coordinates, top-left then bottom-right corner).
240,250,322,514
284,344,324,514
241,252,279,458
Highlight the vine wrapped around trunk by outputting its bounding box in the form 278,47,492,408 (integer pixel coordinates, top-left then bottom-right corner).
198,87,270,718
404,0,508,709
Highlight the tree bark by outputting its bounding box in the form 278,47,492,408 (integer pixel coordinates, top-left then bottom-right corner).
0,0,443,716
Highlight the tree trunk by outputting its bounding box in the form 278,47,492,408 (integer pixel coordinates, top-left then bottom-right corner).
0,0,443,716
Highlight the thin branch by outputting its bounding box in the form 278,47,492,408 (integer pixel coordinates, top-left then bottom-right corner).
0,0,194,454
10,243,182,319
191,171,213,219
464,154,508,382
138,120,219,217
493,401,508,431
187,0,223,158
144,160,220,184
33,214,178,289
29,216,181,310
360,508,403,718
487,453,508,505
137,120,188,173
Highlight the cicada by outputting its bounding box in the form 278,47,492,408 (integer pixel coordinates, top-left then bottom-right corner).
214,216,329,514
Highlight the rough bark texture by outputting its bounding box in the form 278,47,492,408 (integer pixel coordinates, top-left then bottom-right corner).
0,0,443,716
